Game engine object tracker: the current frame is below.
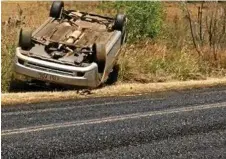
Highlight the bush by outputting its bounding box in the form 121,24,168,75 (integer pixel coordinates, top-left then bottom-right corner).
99,2,164,43
124,2,163,42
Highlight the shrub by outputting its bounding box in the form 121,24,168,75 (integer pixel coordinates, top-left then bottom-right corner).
124,2,164,42
99,2,164,43
183,2,226,64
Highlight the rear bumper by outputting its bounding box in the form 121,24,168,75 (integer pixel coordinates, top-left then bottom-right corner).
14,48,101,87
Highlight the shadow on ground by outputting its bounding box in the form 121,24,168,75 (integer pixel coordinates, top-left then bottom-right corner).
8,80,89,93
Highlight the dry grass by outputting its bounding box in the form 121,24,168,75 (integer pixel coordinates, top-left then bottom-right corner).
2,2,226,106
1,2,226,93
118,40,226,83
2,78,226,106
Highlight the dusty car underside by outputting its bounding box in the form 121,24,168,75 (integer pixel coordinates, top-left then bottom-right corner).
15,1,126,87
22,11,118,66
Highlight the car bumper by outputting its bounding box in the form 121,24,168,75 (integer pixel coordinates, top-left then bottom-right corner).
14,48,101,87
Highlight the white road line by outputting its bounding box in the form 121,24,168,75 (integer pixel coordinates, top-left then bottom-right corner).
2,98,158,116
2,102,226,136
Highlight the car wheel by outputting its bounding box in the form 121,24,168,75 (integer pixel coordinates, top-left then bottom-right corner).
113,14,126,31
49,1,64,19
106,64,119,85
113,14,127,44
19,29,32,50
94,43,106,73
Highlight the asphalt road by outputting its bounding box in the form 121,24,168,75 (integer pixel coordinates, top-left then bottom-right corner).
2,87,226,159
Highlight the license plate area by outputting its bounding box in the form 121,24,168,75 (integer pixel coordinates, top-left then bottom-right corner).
38,73,60,82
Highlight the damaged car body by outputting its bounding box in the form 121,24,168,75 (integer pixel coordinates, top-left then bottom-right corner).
14,1,127,88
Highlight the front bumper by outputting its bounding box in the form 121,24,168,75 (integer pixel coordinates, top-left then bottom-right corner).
14,48,101,87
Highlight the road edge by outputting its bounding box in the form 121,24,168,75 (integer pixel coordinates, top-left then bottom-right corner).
2,78,226,106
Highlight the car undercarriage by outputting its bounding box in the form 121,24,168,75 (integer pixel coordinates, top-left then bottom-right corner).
14,1,127,87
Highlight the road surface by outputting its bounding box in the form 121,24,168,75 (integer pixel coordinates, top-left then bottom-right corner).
2,87,226,158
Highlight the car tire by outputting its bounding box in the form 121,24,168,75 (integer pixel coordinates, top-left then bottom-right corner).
113,14,126,31
106,64,119,85
19,29,32,50
113,14,127,44
49,1,64,19
94,43,106,73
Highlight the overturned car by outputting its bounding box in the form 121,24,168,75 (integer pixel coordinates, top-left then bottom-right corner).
14,1,127,88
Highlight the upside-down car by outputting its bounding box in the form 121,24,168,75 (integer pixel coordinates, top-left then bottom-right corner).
14,1,127,87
